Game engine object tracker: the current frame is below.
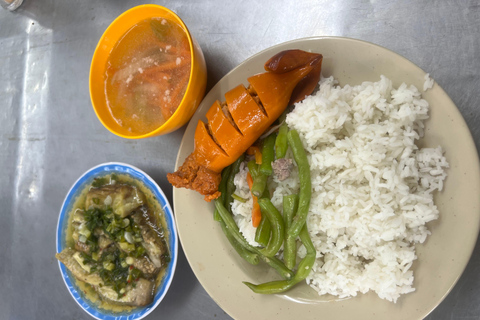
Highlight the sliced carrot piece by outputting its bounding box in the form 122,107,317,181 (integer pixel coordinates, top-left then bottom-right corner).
251,199,261,228
168,71,190,103
142,58,190,78
246,146,258,155
254,150,262,165
137,70,170,85
246,146,262,164
246,171,254,189
149,38,191,56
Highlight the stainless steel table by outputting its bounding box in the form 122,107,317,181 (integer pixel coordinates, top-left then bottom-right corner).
1,1,479,319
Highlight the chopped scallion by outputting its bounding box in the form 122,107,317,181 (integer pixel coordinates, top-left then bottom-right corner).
119,242,135,253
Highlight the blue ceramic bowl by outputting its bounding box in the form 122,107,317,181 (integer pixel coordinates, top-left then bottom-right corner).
56,162,178,320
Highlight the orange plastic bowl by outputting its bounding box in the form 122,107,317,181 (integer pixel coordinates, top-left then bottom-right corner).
89,5,207,138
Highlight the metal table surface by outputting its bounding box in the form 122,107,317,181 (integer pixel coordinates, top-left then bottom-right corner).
1,0,479,319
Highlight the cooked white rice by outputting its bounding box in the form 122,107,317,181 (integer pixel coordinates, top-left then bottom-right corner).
231,75,448,302
423,73,434,91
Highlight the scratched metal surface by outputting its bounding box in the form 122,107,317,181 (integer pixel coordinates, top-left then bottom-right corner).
1,0,479,319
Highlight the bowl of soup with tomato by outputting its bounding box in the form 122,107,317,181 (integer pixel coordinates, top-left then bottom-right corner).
90,5,207,138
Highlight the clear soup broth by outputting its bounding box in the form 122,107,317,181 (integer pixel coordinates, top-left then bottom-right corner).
104,18,191,135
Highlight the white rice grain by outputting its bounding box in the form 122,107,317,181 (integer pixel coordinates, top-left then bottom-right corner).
423,73,435,91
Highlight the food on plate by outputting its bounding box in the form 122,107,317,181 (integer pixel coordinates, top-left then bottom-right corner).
104,17,191,135
167,50,323,201
56,174,170,309
423,73,434,91
214,127,315,294
228,75,448,301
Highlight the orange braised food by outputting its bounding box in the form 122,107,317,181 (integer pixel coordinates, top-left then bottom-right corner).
167,50,323,201
104,18,191,135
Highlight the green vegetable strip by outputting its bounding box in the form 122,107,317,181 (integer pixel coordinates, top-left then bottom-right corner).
259,133,276,176
214,200,293,280
247,160,259,179
242,279,297,295
214,166,232,221
287,130,312,238
257,255,293,280
278,108,289,123
254,213,271,246
226,155,245,213
251,173,267,197
214,200,258,252
243,225,316,294
298,224,315,255
251,142,271,198
258,198,285,257
283,194,298,269
275,123,289,159
231,193,247,203
219,220,259,265
248,158,273,248
260,185,270,199
295,226,316,281
254,172,272,247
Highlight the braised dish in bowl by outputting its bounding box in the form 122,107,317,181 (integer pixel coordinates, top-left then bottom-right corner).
56,163,178,320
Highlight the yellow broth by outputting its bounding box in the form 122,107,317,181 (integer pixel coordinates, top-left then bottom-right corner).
104,17,192,135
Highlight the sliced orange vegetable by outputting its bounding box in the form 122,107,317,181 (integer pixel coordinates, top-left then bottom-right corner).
142,58,190,76
246,171,254,188
247,172,262,228
150,38,191,56
255,151,262,164
169,71,190,101
137,70,169,84
251,195,262,228
159,102,173,122
247,146,262,164
157,80,186,120
246,146,258,155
